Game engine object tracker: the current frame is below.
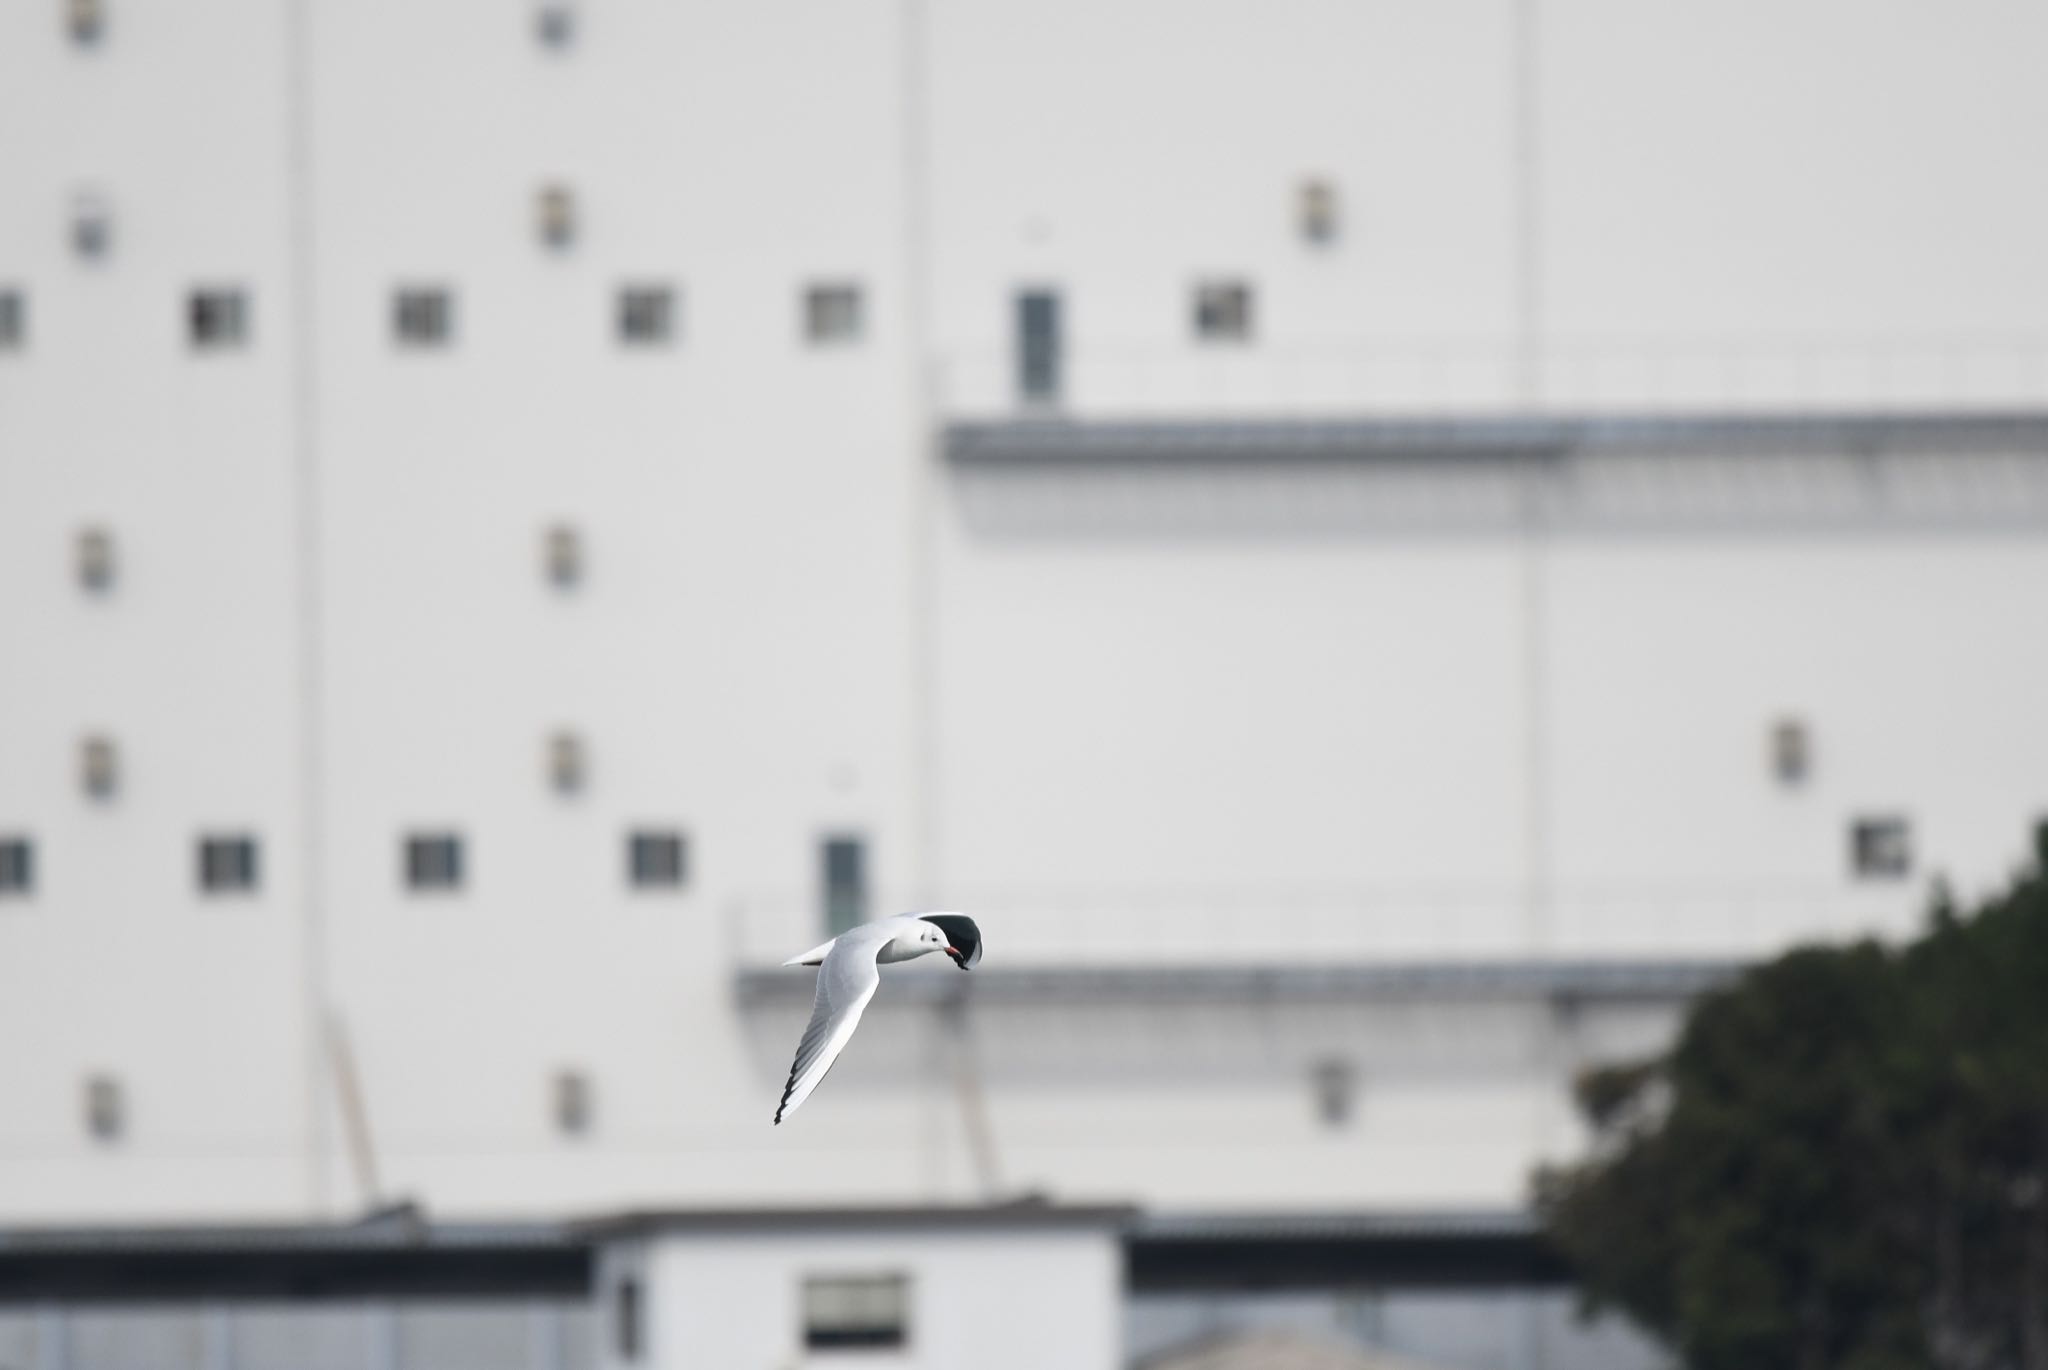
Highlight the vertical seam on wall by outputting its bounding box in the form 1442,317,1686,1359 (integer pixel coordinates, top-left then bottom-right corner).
286,0,330,1216
902,0,941,911
1514,0,1544,406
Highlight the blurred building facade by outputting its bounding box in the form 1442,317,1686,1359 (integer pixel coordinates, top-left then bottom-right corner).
0,1204,1646,1370
3,0,2048,1251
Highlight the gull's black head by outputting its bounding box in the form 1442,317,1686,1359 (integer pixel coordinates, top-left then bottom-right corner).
925,913,982,970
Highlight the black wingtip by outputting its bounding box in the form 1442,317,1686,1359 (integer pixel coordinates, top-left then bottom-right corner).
774,1069,799,1125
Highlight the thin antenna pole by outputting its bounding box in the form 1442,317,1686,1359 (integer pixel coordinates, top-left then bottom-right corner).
326,1012,383,1210
943,992,1003,1199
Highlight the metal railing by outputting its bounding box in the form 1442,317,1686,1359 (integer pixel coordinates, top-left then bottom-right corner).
724,882,1922,974
933,336,2048,421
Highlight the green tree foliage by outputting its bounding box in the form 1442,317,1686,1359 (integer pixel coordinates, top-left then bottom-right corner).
1536,829,2048,1370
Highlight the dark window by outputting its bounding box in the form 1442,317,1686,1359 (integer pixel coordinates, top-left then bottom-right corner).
803,283,863,345
405,833,464,891
1851,816,1911,880
189,288,249,350
614,1277,642,1361
393,287,454,347
803,1274,909,1350
0,289,24,350
1015,289,1061,405
84,1074,123,1142
618,285,675,346
821,836,866,936
198,834,259,894
1192,279,1253,343
76,526,115,593
553,1069,593,1137
629,830,686,889
0,837,32,897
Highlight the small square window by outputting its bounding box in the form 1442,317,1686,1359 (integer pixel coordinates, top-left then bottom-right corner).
72,190,113,260
1851,816,1911,880
804,283,864,345
79,735,118,801
0,289,24,350
628,830,686,889
197,834,258,894
405,832,464,892
1298,178,1339,246
393,287,454,348
617,285,675,346
0,837,33,897
84,1074,123,1142
547,731,587,795
553,1069,593,1137
803,1273,909,1351
67,0,105,45
189,288,249,350
1770,718,1810,786
536,183,576,250
1193,280,1253,343
76,526,115,593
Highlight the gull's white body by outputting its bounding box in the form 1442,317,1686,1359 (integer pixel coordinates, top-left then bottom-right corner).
773,912,981,1124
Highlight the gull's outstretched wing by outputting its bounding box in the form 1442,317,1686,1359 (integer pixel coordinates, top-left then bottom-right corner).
774,928,888,1124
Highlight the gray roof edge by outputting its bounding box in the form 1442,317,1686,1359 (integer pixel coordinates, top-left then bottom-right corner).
0,1206,1561,1254
0,1219,579,1255
577,1200,1142,1240
733,958,1745,1006
945,409,2048,461
1132,1208,1541,1241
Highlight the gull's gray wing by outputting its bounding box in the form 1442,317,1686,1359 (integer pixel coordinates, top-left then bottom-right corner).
773,926,890,1124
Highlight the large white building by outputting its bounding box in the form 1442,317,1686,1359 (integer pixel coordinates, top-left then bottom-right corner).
3,0,2048,1248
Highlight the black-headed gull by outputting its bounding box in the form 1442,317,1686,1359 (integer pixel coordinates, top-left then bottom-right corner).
773,912,983,1124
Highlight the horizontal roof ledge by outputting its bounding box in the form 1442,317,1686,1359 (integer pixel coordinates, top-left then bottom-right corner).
731,959,1743,1009
944,410,2048,464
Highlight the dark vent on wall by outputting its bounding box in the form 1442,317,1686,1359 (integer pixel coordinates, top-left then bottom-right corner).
76,526,115,593
71,190,112,260
536,184,576,250
79,735,118,801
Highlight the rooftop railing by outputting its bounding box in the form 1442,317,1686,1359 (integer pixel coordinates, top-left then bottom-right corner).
933,336,2048,422
724,882,1922,977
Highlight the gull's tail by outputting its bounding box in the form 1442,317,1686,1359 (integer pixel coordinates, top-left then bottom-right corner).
781,936,838,968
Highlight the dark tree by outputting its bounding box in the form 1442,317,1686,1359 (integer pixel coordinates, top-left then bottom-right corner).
1536,828,2048,1370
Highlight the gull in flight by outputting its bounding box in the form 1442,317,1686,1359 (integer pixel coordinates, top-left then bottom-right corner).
774,912,983,1124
